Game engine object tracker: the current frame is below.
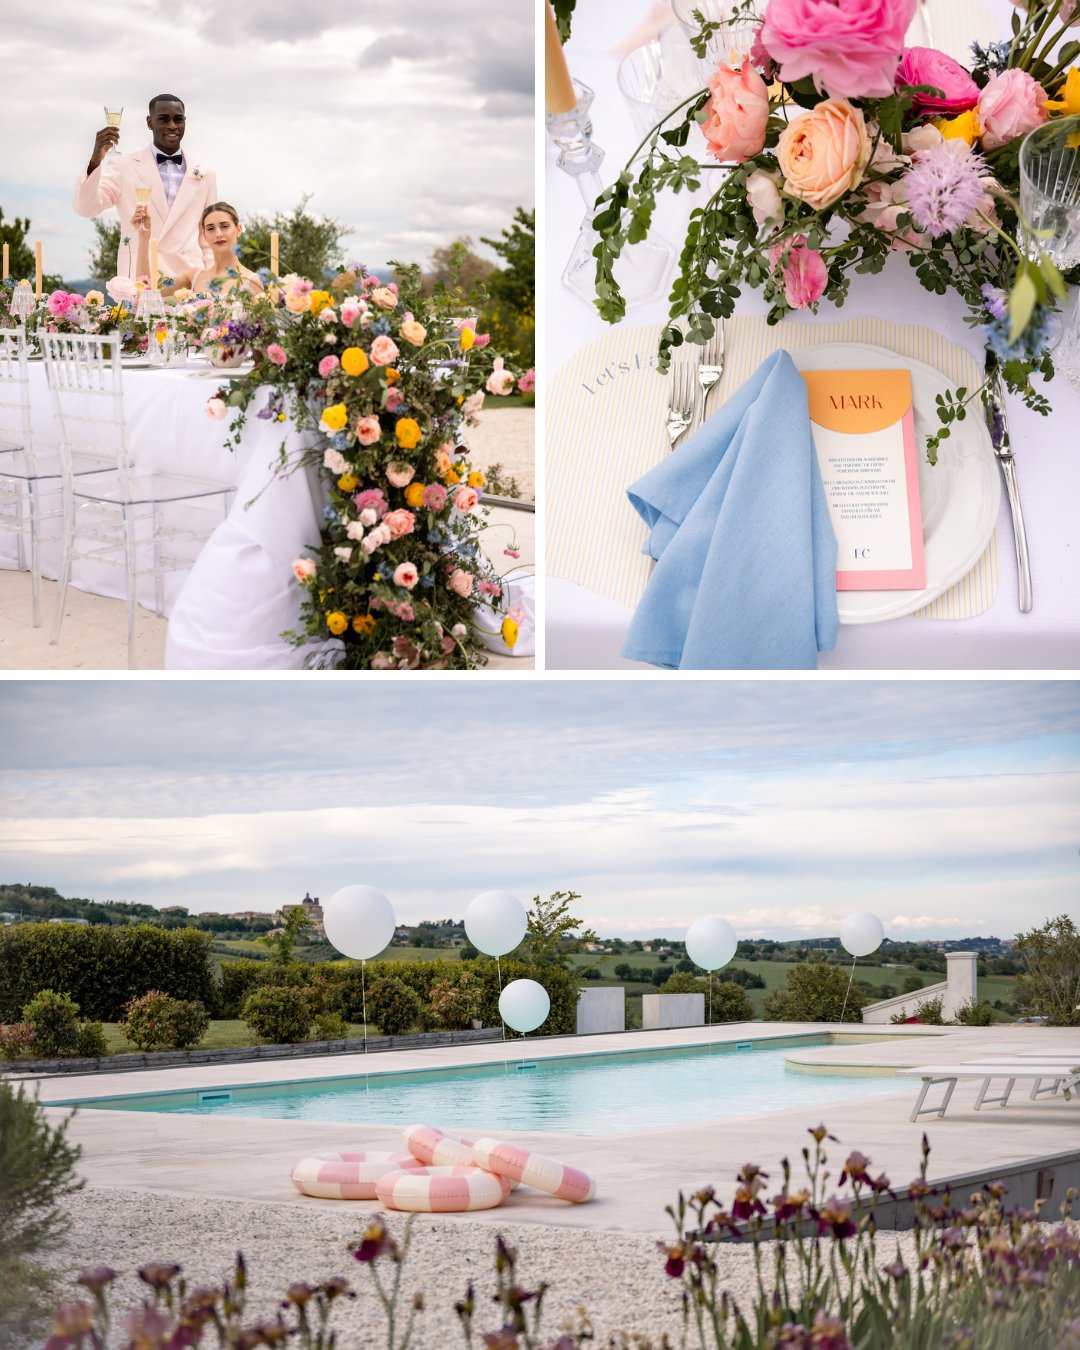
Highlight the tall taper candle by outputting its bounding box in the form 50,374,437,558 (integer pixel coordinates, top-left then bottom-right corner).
545,3,576,114
34,241,42,299
149,238,159,289
270,230,279,277
2,243,8,281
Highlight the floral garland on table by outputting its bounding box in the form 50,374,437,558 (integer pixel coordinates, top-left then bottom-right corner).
204,264,522,670
581,0,1080,459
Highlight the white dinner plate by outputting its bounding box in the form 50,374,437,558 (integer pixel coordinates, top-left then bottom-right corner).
790,342,1000,624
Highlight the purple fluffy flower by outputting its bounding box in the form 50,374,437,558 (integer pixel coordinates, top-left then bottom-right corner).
902,144,988,237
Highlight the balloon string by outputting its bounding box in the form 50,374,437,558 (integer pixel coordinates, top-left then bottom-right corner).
361,959,369,1093
839,954,857,1025
497,954,506,1041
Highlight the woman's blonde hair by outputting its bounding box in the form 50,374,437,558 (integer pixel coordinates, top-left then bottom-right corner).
200,202,240,229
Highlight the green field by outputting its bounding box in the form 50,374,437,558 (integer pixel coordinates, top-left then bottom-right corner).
98,1019,371,1056
213,940,465,965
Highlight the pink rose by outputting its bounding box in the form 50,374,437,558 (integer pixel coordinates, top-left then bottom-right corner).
353,487,387,517
448,569,474,597
393,562,419,590
369,335,400,366
292,558,317,581
318,307,337,324
267,343,287,366
478,579,501,598
453,487,479,513
318,355,339,378
896,47,979,115
777,98,871,210
386,461,415,488
762,0,915,99
385,387,404,412
422,483,447,511
356,415,382,446
978,69,1048,151
341,299,365,327
701,63,770,164
46,290,75,317
517,368,535,394
745,169,784,229
370,651,395,668
486,358,515,396
205,397,227,420
473,332,490,347
106,275,137,304
857,181,929,250
383,509,416,539
462,391,484,417
770,236,829,308
390,600,415,622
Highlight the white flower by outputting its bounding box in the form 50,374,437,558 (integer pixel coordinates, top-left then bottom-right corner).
323,448,349,474
359,507,377,527
345,520,365,541
333,546,352,562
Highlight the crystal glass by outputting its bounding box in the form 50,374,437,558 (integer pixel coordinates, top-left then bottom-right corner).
1020,115,1080,387
10,283,36,321
670,1,761,72
616,42,701,142
134,186,151,207
104,105,123,157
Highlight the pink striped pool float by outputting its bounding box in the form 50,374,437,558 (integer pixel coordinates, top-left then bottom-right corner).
402,1124,477,1168
471,1136,597,1203
290,1150,423,1200
375,1165,511,1213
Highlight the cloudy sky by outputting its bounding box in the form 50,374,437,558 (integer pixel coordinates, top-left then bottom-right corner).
1,680,1077,941
3,0,533,280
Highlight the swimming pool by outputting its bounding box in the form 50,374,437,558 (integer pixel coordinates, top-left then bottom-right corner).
61,1035,915,1135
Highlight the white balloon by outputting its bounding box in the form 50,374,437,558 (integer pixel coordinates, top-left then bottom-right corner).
464,890,526,957
323,885,396,960
685,916,737,971
840,911,884,958
499,978,550,1033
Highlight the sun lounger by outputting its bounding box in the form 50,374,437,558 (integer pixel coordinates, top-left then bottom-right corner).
897,1063,1080,1122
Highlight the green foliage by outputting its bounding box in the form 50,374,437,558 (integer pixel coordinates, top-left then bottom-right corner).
0,923,217,1023
952,998,996,1026
763,955,866,1023
86,217,122,284
0,208,36,285
21,989,81,1058
218,960,265,1019
0,1023,36,1060
912,994,945,1024
119,991,210,1051
75,1020,108,1059
238,195,350,283
261,905,313,970
552,0,575,41
427,968,483,1030
1015,913,1080,1026
522,890,598,970
312,1011,349,1041
479,207,535,366
364,976,425,1036
660,972,754,1022
0,1080,83,1345
241,984,312,1044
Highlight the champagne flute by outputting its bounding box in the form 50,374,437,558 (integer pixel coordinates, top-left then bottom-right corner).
135,186,151,207
104,105,123,157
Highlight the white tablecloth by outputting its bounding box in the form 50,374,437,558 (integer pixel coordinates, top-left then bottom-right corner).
547,0,1080,670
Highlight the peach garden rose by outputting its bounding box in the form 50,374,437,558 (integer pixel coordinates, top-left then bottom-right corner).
777,98,871,210
701,63,770,164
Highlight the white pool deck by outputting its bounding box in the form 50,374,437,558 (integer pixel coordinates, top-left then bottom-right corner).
28,1021,1080,1235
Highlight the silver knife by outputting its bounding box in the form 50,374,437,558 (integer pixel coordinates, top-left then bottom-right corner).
982,361,1033,613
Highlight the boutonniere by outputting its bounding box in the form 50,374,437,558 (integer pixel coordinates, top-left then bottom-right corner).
193,165,204,181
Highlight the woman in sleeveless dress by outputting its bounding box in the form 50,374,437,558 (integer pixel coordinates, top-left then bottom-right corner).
130,201,264,297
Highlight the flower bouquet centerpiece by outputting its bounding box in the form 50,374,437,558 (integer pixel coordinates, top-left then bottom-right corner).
580,0,1080,455
205,260,520,670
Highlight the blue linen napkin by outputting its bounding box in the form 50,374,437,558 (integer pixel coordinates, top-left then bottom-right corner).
621,349,839,670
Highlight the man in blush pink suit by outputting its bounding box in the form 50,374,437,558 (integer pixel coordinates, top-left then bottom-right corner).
73,94,218,282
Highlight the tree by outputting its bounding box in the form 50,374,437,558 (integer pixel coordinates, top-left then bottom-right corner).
478,207,535,366
424,237,494,298
1014,914,1080,1026
239,195,351,283
87,217,122,283
763,954,866,1023
662,971,753,1023
521,890,597,970
0,207,35,283
261,905,313,971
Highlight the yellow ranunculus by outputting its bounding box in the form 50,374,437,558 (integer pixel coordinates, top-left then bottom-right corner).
459,326,475,351
337,473,359,493
467,470,485,489
308,290,332,313
937,109,979,145
352,614,376,635
325,611,348,635
404,482,426,508
501,617,519,650
1046,68,1080,117
321,402,348,431
385,367,401,385
341,346,370,377
395,417,422,449
443,467,461,486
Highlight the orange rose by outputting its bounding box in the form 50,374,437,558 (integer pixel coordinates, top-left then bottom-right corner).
777,98,871,211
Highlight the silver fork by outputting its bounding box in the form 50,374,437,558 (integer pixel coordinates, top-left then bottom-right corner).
696,319,726,424
665,359,695,449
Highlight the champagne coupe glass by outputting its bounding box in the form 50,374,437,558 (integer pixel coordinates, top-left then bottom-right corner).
104,105,123,157
1020,115,1080,388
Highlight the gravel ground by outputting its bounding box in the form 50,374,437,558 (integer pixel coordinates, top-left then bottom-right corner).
463,406,535,501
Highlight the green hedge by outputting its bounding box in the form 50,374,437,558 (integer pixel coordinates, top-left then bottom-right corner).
0,924,217,1022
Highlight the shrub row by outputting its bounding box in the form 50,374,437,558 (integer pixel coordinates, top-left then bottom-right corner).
0,923,216,1022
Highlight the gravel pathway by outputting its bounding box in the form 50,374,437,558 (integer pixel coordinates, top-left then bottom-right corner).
464,407,535,501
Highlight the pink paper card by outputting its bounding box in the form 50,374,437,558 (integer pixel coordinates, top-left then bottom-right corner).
802,369,926,591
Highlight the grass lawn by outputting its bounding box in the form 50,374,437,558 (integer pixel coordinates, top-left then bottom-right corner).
213,941,464,965
98,1019,371,1056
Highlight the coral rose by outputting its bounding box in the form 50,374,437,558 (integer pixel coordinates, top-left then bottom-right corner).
978,69,1048,150
762,0,915,99
292,558,317,581
383,509,416,539
356,416,382,446
393,562,419,590
341,346,370,377
896,47,979,115
777,99,871,210
369,335,400,366
386,461,415,488
701,63,770,164
453,487,479,512
448,569,474,597
746,169,784,229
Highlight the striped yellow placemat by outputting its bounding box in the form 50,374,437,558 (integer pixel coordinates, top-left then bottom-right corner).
547,315,998,621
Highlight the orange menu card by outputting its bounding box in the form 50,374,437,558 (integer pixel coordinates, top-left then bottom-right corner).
802,369,926,591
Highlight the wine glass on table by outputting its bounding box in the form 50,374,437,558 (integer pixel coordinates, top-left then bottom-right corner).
103,106,123,157
1020,115,1080,388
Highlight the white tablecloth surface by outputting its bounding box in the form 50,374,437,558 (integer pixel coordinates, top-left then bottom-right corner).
546,0,1080,670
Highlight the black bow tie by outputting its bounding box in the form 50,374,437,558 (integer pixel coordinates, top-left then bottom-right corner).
156,152,182,165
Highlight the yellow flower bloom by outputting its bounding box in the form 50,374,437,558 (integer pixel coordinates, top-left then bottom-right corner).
1045,68,1080,117
325,611,348,635
85,290,104,306
467,470,485,489
352,614,376,635
321,402,348,432
395,417,422,449
337,473,359,493
501,617,519,650
404,482,426,508
443,467,462,486
308,290,332,313
341,346,369,377
459,327,475,351
937,109,979,145
385,367,401,385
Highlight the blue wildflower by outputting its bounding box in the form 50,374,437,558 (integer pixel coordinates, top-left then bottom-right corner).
986,308,1050,363
370,317,392,336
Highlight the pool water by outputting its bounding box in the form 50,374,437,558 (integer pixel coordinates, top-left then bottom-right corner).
63,1036,913,1135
